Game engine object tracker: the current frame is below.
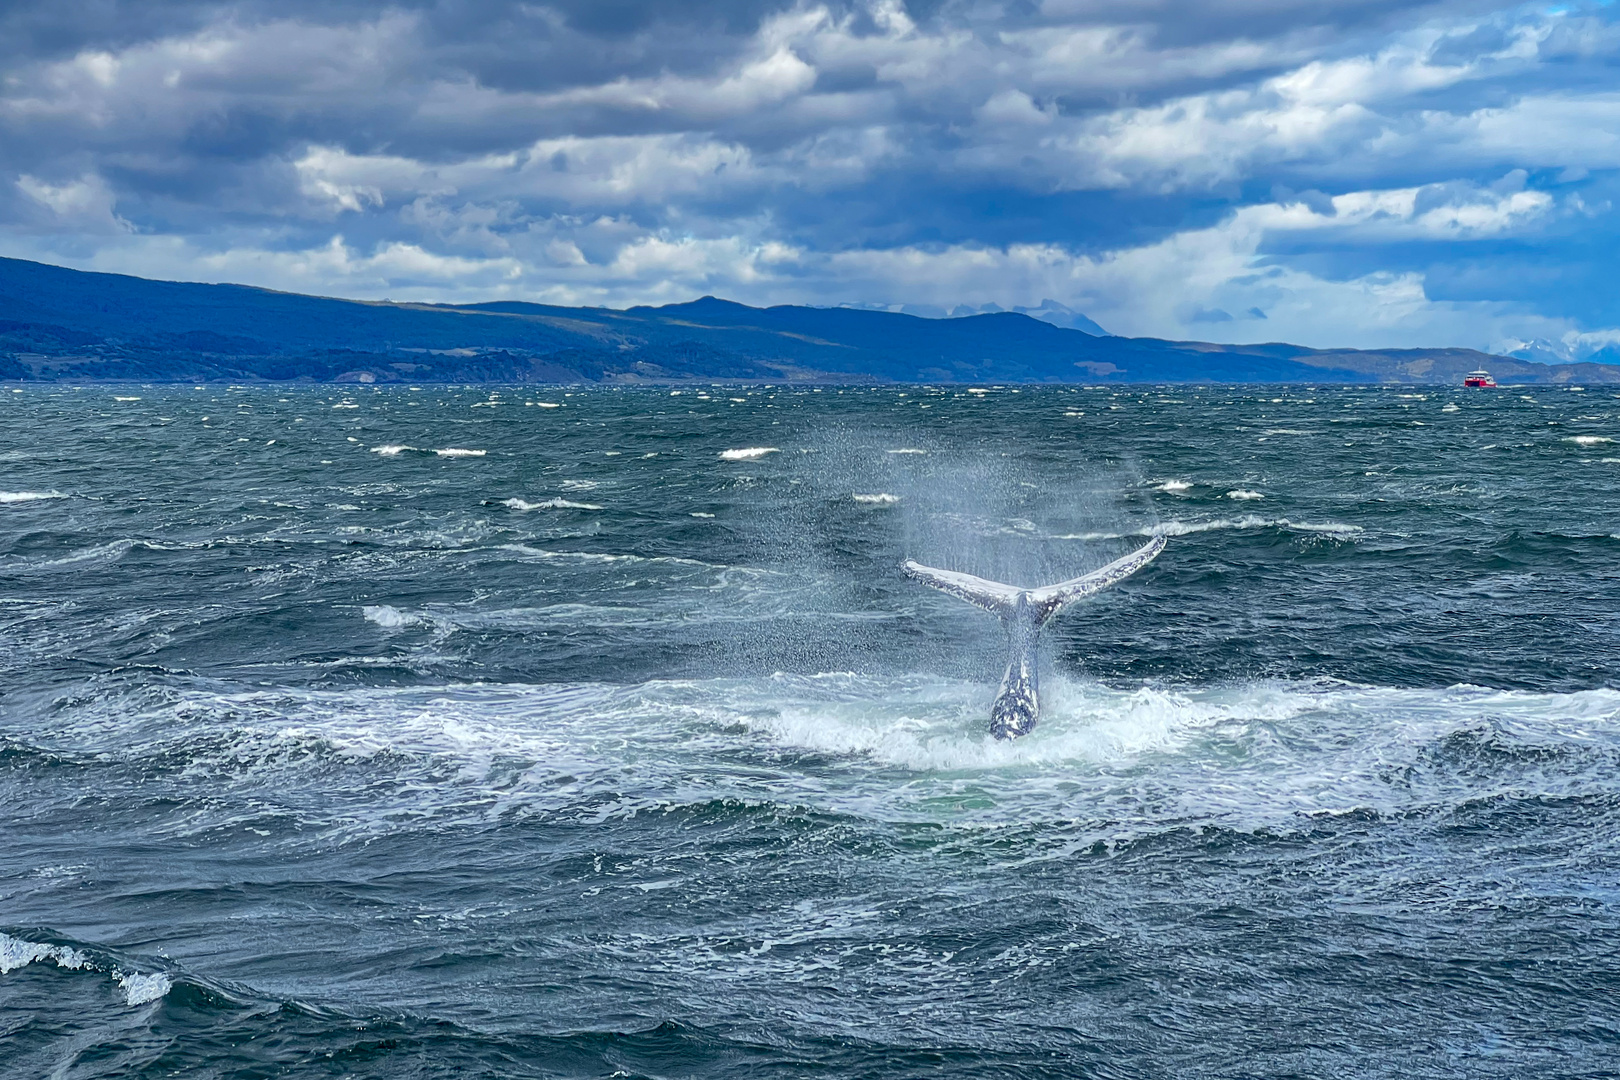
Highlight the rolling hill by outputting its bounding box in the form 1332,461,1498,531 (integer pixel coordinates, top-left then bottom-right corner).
0,256,1607,385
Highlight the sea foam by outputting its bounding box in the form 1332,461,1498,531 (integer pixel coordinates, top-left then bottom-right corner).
720,447,779,460
363,605,418,628
1053,516,1363,540
503,497,603,511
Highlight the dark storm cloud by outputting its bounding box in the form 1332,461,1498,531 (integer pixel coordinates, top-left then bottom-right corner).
1,0,1618,356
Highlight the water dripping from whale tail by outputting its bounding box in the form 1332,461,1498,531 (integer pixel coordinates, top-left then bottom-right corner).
902,535,1167,740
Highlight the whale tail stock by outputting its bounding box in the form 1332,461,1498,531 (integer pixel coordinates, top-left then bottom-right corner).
901,534,1166,739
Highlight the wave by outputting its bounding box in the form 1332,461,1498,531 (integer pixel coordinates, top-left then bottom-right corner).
368,445,487,458
1564,435,1614,445
852,493,899,505
362,604,419,628
0,490,68,504
4,538,140,570
719,447,778,460
1154,480,1191,493
503,497,604,511
1052,516,1363,540
0,931,172,1006
1226,489,1264,500
493,545,750,573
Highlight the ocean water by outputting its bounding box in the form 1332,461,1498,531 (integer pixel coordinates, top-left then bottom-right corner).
3,383,1619,1077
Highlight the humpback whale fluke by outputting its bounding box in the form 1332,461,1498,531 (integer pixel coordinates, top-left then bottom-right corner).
902,535,1166,739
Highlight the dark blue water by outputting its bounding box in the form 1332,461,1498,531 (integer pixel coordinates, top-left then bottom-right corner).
3,383,1620,1077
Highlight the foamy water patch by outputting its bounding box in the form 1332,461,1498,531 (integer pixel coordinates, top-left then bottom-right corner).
1155,480,1192,493
1226,489,1264,500
1565,435,1614,445
435,448,486,457
754,679,1241,772
362,604,419,628
720,447,778,460
1053,517,1363,540
852,493,899,505
0,490,68,504
503,497,603,511
369,444,415,456
49,670,1620,849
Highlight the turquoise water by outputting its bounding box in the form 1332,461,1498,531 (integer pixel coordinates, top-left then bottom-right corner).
3,383,1619,1076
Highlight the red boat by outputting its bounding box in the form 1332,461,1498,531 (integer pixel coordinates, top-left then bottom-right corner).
1464,369,1497,388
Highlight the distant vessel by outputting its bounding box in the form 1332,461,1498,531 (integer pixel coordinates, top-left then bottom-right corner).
1464,369,1497,388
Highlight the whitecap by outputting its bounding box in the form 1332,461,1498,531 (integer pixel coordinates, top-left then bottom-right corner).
1155,480,1192,493
1052,517,1362,540
886,448,927,455
852,493,899,505
0,932,171,1008
1565,435,1614,445
363,604,418,628
113,396,141,402
1226,489,1264,500
0,490,67,504
369,445,414,455
435,448,486,457
1156,516,1360,538
720,447,779,460
0,933,90,973
116,970,173,1006
503,497,603,511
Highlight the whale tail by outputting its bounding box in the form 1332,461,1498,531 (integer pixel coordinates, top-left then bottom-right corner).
901,534,1166,627
901,535,1166,739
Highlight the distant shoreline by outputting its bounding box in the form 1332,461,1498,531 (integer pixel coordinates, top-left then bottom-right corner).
3,255,1613,385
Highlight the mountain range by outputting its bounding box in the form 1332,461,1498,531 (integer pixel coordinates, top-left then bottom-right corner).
0,255,1611,385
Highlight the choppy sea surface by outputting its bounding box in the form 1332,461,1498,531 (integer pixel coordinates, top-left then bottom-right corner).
3,383,1620,1077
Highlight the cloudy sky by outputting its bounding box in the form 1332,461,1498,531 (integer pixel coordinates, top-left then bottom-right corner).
2,0,1617,355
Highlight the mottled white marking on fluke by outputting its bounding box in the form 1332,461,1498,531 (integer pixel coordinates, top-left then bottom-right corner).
902,535,1166,739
